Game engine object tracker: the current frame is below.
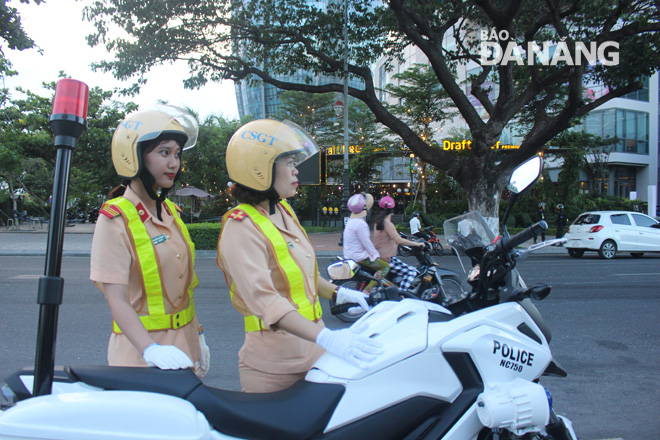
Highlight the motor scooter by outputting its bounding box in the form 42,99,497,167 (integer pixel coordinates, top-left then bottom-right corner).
328,241,465,322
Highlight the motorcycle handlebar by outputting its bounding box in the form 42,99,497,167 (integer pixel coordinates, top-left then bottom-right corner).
331,302,360,315
500,221,548,252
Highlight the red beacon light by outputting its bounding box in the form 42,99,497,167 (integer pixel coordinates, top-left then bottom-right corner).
49,79,89,149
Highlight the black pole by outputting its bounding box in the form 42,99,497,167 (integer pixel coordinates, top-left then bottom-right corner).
33,147,73,396
33,82,88,396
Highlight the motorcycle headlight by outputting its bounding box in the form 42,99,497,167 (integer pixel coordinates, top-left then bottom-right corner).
476,379,550,432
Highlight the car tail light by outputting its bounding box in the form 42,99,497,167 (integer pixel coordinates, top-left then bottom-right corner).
566,226,571,233
589,225,604,233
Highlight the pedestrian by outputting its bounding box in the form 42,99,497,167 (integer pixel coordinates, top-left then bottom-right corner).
343,192,390,291
556,204,567,243
409,211,429,240
90,105,209,377
373,196,424,291
216,119,381,393
534,202,547,243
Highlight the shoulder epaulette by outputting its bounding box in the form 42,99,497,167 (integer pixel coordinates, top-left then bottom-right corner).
228,209,248,222
99,205,121,219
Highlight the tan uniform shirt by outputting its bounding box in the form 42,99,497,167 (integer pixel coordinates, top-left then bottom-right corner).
89,186,201,368
217,203,325,375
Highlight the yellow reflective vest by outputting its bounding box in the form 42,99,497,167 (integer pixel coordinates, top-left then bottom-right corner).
101,197,198,333
219,200,322,332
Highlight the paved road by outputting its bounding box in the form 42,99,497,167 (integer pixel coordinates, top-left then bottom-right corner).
0,253,658,439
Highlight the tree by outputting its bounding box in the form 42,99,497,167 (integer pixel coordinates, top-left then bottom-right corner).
0,79,135,223
547,130,616,199
385,63,456,213
0,0,43,103
83,0,660,228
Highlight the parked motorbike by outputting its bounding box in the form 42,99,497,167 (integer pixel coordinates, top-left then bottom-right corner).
329,241,465,322
0,156,577,440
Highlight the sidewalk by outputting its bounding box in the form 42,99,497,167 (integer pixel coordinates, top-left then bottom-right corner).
0,222,565,257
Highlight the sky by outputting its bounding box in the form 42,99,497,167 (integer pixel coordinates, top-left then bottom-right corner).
4,0,240,120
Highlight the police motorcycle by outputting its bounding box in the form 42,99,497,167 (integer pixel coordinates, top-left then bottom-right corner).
1,93,576,440
329,239,465,323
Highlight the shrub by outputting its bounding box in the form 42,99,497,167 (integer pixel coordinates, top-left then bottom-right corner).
187,223,223,250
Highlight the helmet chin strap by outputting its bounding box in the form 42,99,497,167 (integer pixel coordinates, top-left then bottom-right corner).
139,172,171,221
265,188,281,215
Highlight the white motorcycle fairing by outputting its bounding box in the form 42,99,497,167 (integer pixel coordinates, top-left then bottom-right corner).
0,391,214,440
1,299,558,440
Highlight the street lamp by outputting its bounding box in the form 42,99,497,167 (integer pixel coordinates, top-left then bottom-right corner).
339,0,350,246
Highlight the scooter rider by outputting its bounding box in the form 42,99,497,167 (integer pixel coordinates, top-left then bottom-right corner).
90,105,209,377
343,192,390,292
217,119,381,393
409,211,429,240
373,196,424,291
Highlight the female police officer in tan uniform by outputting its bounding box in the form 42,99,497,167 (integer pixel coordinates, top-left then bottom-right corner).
217,119,382,393
90,105,208,377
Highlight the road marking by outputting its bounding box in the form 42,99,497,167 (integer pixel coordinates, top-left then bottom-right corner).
9,275,41,280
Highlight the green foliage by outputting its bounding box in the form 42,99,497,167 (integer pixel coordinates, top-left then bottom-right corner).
0,80,136,222
0,0,42,81
186,223,222,250
178,114,243,215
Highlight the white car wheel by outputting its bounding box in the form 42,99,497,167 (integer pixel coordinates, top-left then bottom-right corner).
598,240,617,259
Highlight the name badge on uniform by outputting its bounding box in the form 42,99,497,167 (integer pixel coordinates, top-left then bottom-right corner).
152,234,167,246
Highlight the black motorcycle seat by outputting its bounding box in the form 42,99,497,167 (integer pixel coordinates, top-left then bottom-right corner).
68,365,345,440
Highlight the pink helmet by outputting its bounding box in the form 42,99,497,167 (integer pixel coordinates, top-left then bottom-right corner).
379,196,395,209
347,193,366,213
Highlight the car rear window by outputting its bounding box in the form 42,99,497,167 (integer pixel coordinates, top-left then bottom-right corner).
610,213,631,225
632,214,658,228
574,214,600,225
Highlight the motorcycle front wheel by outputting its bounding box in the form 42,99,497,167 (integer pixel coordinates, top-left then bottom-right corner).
328,280,369,323
432,241,444,256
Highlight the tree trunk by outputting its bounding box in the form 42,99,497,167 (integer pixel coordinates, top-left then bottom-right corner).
8,175,19,230
453,153,510,236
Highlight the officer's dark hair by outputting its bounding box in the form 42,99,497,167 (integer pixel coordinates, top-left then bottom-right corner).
108,139,163,199
230,183,268,205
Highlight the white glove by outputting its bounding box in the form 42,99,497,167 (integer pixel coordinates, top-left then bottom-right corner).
316,327,383,368
142,343,193,370
336,286,370,313
195,329,211,378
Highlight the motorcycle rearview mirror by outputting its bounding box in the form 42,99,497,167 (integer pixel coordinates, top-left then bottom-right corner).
326,260,359,281
508,155,543,195
502,156,544,233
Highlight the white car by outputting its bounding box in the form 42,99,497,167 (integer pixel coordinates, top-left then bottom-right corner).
564,211,660,259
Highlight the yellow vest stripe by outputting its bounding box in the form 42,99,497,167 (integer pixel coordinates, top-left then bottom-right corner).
105,197,196,333
221,201,321,332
